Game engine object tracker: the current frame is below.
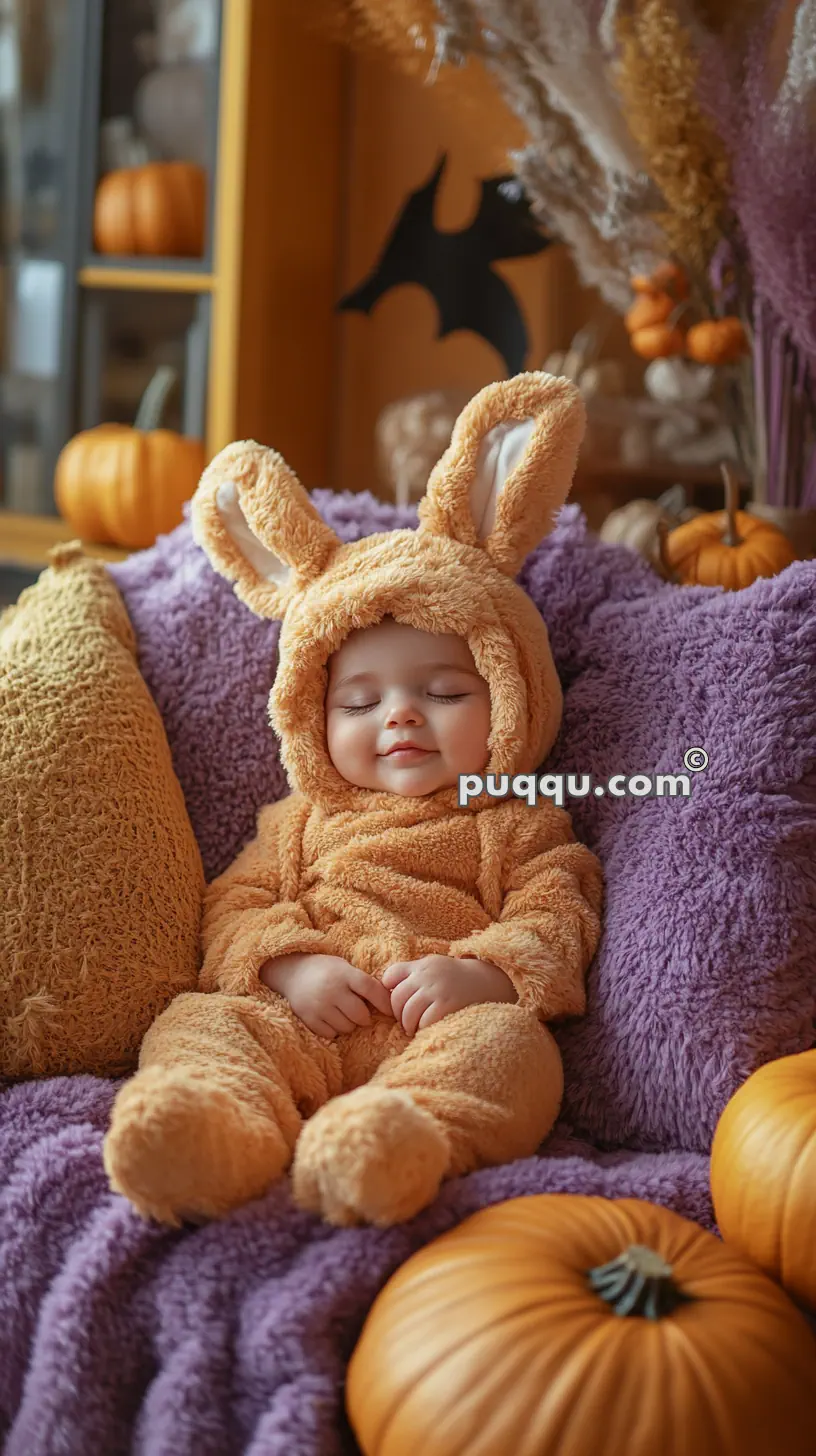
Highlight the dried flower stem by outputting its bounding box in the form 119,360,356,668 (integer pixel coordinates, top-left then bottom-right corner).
614,0,731,274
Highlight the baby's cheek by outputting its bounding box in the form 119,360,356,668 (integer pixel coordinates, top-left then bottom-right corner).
447,704,491,772
327,714,374,769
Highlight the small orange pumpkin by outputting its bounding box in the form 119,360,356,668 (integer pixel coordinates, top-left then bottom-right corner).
55,367,206,550
94,162,207,257
711,1049,816,1312
660,463,796,589
624,291,674,333
686,316,748,365
632,261,689,300
629,323,687,359
347,1194,816,1456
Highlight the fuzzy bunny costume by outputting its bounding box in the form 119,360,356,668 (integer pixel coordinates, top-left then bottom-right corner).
103,372,604,1229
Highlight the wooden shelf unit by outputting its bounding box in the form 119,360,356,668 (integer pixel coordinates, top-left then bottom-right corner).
0,511,129,571
79,267,216,293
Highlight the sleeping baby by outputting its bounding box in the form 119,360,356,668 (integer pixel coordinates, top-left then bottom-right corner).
103,371,604,1229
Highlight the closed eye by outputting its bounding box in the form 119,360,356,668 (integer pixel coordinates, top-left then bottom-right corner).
341,693,467,715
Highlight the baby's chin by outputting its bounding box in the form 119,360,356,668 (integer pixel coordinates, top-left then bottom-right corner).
342,758,460,796
378,767,458,796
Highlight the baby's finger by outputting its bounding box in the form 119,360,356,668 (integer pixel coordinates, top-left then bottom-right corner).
389,975,416,1022
402,988,434,1038
417,1002,445,1033
337,989,372,1027
381,963,409,989
351,970,394,1017
311,1019,337,1040
324,1006,357,1035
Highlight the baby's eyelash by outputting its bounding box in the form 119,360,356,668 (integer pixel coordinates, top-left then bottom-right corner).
342,693,466,715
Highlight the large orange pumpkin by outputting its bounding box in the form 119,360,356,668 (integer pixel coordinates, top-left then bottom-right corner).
711,1049,816,1312
660,463,796,588
55,367,206,549
347,1194,816,1456
93,162,206,257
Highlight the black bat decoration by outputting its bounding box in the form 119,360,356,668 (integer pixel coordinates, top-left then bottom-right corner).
338,154,553,376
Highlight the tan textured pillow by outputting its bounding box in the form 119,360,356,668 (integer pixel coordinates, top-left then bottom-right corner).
1,544,204,1077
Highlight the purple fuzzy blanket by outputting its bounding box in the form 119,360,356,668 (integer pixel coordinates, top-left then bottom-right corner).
0,1076,710,1455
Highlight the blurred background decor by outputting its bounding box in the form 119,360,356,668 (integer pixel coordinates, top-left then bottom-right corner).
599,481,701,574
3,0,815,592
0,0,343,595
376,385,469,505
309,0,816,558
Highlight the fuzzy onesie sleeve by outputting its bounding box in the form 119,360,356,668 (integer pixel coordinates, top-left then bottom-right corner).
448,800,603,1022
200,793,327,997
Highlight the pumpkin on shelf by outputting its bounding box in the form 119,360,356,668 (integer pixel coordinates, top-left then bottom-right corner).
347,1194,816,1456
629,323,687,360
625,264,690,359
54,366,206,550
659,463,796,589
631,261,689,300
686,317,749,365
93,161,207,257
625,264,749,370
711,1049,816,1313
624,291,674,333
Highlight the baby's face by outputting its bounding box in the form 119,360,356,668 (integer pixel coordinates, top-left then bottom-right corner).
325,617,492,796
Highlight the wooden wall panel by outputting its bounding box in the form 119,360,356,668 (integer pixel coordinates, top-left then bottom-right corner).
225,4,345,488
330,51,593,497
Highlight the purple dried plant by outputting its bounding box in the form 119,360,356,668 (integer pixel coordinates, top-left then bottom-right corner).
728,2,816,362
733,115,816,363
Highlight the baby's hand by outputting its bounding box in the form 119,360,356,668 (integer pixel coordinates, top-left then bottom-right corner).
260,953,393,1040
382,955,518,1036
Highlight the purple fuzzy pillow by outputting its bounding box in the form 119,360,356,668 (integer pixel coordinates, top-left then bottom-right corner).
110,496,816,1155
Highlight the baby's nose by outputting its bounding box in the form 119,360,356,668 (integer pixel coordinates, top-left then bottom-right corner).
384,696,424,727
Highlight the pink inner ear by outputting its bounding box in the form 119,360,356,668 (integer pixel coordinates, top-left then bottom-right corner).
471,418,537,539
216,481,293,588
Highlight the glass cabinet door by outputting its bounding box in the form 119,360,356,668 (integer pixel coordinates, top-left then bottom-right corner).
0,0,86,514
0,0,220,519
92,0,221,265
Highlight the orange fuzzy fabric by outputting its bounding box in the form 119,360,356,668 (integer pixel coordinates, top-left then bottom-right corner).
105,372,604,1228
1,546,204,1077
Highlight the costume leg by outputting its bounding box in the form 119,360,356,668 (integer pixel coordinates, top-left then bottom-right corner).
104,990,341,1226
291,1003,562,1227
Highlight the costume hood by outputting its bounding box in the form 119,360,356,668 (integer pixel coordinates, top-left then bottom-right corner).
191,371,586,816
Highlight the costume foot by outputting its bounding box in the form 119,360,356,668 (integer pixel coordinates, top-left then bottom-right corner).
290,1087,450,1227
103,1066,290,1226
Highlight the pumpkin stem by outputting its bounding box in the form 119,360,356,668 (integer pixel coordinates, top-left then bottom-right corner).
588,1244,691,1320
720,462,742,548
134,365,179,432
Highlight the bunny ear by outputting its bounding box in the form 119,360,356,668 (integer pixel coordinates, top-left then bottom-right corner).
190,441,341,619
417,372,586,576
